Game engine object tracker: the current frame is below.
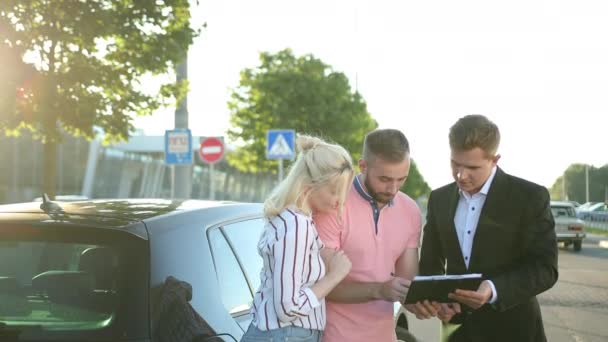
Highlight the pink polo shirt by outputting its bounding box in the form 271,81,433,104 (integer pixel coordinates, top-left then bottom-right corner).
314,176,422,342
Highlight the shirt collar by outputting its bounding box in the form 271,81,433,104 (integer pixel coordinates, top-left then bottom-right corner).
354,174,394,207
458,166,497,198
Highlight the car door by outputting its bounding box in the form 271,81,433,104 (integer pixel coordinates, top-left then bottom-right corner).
208,217,265,331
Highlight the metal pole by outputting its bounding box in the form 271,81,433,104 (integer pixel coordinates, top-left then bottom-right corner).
81,139,100,198
585,164,589,202
209,164,215,200
58,140,63,194
12,138,18,200
174,59,192,199
171,165,175,199
278,159,284,183
562,174,567,200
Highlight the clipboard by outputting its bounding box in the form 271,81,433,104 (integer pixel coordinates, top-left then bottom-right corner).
403,274,483,304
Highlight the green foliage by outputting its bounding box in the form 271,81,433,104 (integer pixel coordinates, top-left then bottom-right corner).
226,49,377,173
0,0,198,142
585,227,608,236
401,159,431,199
550,164,608,202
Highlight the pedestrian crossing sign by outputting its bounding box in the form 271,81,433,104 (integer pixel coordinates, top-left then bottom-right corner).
266,129,296,160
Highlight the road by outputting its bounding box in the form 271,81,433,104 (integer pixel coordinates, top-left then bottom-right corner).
540,234,608,342
407,233,608,342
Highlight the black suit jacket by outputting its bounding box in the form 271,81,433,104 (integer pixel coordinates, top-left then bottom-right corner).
419,168,558,342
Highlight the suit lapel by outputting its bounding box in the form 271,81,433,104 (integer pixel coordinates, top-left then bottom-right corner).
469,168,509,270
446,183,467,272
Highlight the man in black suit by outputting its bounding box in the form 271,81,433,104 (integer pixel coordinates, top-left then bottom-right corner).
413,114,558,342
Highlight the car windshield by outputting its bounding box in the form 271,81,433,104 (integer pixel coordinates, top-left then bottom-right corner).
0,221,148,340
551,206,576,218
588,202,608,212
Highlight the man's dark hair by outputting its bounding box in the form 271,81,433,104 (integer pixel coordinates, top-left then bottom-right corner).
362,129,410,163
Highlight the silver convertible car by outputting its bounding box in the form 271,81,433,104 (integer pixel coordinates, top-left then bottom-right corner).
0,198,418,342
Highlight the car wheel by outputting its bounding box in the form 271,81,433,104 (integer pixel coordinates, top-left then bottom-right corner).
573,240,582,252
396,326,418,342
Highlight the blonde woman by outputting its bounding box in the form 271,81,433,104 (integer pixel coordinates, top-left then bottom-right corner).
241,135,354,342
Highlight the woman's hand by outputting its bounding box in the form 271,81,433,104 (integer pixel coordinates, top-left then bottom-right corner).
328,250,351,280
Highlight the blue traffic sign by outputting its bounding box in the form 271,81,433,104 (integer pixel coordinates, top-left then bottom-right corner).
266,129,295,160
165,129,193,165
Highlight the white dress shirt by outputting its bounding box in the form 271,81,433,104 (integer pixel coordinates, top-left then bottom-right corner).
454,166,498,303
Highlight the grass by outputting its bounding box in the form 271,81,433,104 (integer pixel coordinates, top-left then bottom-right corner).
585,227,608,236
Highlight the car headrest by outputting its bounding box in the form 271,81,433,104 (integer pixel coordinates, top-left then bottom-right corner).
78,247,117,290
31,270,94,301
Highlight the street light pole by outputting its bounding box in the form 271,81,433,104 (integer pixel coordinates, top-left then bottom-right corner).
174,60,192,199
585,164,589,203
562,174,568,201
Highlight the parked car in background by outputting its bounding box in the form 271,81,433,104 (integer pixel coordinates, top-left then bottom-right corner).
565,200,581,208
576,202,608,221
551,201,586,251
576,201,595,210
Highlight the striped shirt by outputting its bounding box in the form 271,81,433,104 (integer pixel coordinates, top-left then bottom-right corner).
250,208,326,331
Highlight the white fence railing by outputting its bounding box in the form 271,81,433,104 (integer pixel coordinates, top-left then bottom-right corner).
584,218,608,231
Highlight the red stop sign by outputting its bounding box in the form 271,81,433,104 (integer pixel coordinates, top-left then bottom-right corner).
199,137,224,164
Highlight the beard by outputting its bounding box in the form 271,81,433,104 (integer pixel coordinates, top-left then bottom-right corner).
364,176,396,205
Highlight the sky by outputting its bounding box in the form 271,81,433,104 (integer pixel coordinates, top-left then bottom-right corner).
134,0,608,189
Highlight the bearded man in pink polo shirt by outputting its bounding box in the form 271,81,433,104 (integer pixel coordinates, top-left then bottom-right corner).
315,129,423,342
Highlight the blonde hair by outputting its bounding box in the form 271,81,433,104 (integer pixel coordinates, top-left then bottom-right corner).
263,135,354,219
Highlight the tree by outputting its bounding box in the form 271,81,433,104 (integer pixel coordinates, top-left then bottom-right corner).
0,0,198,198
550,164,608,202
227,49,433,199
401,160,431,200
227,49,377,173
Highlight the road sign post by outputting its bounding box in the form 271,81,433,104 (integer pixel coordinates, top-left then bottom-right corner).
165,129,193,199
266,129,296,182
165,129,193,165
199,137,225,200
